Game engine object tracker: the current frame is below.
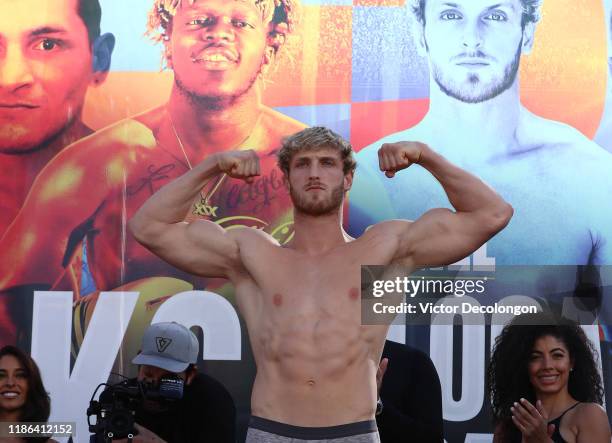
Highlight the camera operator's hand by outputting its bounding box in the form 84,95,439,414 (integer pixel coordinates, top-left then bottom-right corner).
114,424,167,443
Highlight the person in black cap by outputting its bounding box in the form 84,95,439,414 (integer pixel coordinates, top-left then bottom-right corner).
116,321,236,443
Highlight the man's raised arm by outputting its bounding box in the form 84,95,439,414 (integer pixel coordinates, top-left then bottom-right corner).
128,150,260,278
377,142,513,268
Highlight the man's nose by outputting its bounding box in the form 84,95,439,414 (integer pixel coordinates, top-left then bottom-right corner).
462,20,483,50
308,163,321,179
0,44,35,92
204,19,236,43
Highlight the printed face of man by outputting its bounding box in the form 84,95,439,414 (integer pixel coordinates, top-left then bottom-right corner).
0,0,95,154
287,147,350,216
420,0,529,103
169,0,273,104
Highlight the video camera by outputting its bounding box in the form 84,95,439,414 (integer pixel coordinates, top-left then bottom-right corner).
87,376,185,442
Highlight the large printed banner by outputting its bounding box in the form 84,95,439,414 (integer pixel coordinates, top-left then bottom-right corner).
1,0,611,441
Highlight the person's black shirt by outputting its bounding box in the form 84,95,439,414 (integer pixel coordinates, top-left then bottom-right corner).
377,340,444,443
135,372,236,443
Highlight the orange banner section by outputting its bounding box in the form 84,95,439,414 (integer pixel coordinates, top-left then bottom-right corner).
521,0,607,138
351,99,429,151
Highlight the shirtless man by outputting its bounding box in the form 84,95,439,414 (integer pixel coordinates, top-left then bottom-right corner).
0,0,114,234
0,0,305,343
350,0,612,268
129,126,513,441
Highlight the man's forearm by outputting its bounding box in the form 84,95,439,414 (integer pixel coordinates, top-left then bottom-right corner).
131,154,221,227
419,147,508,215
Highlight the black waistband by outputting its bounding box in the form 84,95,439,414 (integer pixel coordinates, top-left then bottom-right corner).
249,416,378,440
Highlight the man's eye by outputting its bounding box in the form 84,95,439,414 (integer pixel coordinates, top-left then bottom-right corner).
34,38,61,51
440,11,462,20
485,12,507,21
232,19,254,29
189,17,214,26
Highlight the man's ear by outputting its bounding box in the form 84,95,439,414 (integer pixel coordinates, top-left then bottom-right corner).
414,23,428,58
261,45,276,77
521,22,536,55
344,171,354,192
91,33,116,84
185,366,197,385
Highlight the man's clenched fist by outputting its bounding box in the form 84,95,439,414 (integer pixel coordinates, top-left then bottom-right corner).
378,142,428,178
215,150,261,183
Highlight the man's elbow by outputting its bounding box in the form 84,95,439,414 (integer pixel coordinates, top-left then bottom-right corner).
486,201,513,235
127,214,153,246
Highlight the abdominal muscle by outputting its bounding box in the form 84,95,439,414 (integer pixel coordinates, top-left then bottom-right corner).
248,306,381,426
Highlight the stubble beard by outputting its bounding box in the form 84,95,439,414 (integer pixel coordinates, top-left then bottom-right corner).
174,57,264,111
290,182,345,216
430,41,522,104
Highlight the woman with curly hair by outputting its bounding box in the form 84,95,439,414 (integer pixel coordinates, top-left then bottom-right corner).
487,314,610,443
0,346,55,443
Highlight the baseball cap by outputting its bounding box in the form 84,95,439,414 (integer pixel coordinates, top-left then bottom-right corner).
132,322,199,373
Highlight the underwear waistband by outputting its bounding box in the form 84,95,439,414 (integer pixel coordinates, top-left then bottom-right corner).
248,416,378,440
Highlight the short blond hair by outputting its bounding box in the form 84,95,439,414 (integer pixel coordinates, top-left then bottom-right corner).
147,0,299,54
278,127,357,176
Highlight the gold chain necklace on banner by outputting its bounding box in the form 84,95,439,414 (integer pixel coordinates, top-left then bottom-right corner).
167,109,260,219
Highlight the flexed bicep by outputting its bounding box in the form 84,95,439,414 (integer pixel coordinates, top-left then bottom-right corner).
131,218,242,279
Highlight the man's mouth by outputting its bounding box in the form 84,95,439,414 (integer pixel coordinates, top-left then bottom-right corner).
456,59,490,67
0,102,39,109
306,185,325,191
192,47,239,69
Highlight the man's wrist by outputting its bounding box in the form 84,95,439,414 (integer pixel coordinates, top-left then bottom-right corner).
415,142,436,167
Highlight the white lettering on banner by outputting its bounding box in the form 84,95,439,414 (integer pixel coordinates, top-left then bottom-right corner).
152,290,241,360
31,291,139,443
386,324,406,344
30,290,242,441
430,296,485,421
472,244,496,272
448,243,495,271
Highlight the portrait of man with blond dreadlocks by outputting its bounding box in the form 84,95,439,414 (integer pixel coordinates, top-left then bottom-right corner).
0,0,307,409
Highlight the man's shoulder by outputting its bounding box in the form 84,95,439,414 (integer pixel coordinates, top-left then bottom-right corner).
190,372,231,394
187,373,235,407
521,111,612,163
229,225,282,250
55,116,158,162
520,112,612,181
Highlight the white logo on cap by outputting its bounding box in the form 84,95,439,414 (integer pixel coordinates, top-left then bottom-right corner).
155,336,172,353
